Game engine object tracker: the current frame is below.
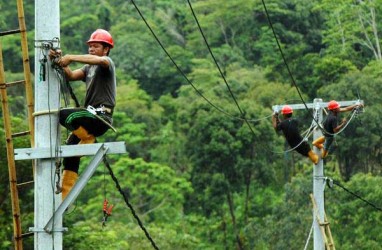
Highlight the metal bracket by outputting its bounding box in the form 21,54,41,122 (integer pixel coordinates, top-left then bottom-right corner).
14,141,126,160
44,143,109,233
29,227,68,233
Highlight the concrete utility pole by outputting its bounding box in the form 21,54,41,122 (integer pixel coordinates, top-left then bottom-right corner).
272,98,362,250
33,0,62,249
27,2,126,250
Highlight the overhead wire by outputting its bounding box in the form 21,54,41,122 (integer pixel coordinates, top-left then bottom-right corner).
186,0,246,117
260,0,312,114
186,0,260,136
129,0,235,119
261,0,365,138
259,0,342,137
129,0,272,124
103,156,159,250
330,178,382,212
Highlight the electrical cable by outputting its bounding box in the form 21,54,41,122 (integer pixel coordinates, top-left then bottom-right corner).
186,0,259,136
321,107,360,137
187,0,246,118
41,46,57,248
272,122,315,154
129,0,270,124
103,156,159,250
259,0,343,137
330,179,382,212
260,0,312,115
262,0,365,138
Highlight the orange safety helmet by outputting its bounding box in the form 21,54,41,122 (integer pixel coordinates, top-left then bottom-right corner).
328,100,340,110
87,29,114,48
281,105,293,115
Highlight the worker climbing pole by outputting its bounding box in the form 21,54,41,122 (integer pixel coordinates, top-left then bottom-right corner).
272,98,363,250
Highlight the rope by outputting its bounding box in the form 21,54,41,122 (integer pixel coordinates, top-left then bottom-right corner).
303,220,314,250
103,156,160,250
331,179,382,212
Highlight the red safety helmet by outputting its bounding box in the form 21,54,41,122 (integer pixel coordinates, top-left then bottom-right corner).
87,29,114,48
328,100,340,110
281,105,293,115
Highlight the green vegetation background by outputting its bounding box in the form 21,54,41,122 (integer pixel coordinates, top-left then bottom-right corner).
1,0,382,249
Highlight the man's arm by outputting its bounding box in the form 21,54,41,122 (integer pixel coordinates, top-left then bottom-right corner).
59,54,110,68
340,103,363,112
62,66,85,81
58,54,110,81
333,118,346,133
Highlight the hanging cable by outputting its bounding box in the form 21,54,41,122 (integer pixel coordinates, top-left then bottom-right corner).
271,107,319,154
50,40,80,108
321,107,361,137
187,0,247,118
272,122,316,154
129,0,270,124
330,178,382,212
186,0,259,136
260,0,332,134
103,156,159,250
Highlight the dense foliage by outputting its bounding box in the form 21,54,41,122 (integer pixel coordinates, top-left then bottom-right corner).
1,0,382,249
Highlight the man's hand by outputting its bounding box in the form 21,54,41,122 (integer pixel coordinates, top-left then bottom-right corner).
49,49,61,59
49,49,62,65
57,55,72,67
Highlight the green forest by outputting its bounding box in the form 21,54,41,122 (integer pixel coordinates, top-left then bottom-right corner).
1,0,382,249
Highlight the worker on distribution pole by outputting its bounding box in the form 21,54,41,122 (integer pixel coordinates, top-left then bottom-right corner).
272,105,319,164
312,100,363,158
49,29,117,200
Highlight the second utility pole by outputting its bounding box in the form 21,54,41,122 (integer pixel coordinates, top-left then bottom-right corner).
273,98,362,250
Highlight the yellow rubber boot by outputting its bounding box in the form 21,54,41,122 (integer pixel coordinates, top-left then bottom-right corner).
308,150,319,164
61,170,78,200
312,136,325,149
72,126,96,144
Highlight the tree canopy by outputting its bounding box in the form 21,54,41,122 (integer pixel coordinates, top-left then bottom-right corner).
1,0,382,249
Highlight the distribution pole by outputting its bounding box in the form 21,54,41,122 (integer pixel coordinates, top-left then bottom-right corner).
272,98,362,250
312,98,325,250
33,1,62,249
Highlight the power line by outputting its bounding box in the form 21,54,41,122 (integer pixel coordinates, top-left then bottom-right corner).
129,0,271,124
186,0,258,136
129,0,239,119
103,156,160,250
186,0,246,118
329,178,382,212
259,0,338,137
260,0,310,113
